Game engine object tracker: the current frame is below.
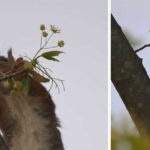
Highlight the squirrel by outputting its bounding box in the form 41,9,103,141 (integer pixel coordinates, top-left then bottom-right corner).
0,50,64,150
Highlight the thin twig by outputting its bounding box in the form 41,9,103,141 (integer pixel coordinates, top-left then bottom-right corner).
0,69,27,82
135,44,150,53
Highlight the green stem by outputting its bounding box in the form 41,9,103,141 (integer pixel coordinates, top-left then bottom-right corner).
36,64,60,92
33,33,54,60
40,33,42,48
37,63,65,91
44,45,58,49
42,33,54,49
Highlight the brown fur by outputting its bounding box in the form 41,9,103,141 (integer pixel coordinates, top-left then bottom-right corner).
0,50,64,150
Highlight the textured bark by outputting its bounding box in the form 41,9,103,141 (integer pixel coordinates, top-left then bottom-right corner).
0,135,8,150
111,15,150,137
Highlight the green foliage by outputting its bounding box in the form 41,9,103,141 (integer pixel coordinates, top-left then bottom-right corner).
112,118,150,150
41,51,63,62
22,76,31,96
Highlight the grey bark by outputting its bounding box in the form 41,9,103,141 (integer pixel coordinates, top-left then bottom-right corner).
111,15,150,137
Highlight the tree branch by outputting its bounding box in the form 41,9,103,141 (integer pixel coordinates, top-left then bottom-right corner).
111,14,150,137
0,69,27,82
135,44,150,53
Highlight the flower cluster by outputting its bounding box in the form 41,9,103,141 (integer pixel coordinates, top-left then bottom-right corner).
0,23,65,95
39,24,65,48
58,40,65,47
50,25,61,34
40,24,61,37
40,24,65,47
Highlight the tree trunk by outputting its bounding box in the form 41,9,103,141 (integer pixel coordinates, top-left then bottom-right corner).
111,15,150,137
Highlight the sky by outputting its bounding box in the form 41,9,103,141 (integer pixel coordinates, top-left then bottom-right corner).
112,0,150,127
0,0,108,150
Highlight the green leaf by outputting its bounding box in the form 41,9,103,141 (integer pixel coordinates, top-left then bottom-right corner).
41,51,63,61
48,57,60,62
22,75,31,96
